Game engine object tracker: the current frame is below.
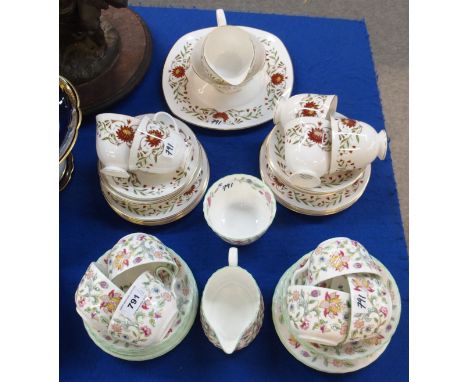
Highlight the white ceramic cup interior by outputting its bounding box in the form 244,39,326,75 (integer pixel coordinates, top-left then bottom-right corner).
205,175,275,241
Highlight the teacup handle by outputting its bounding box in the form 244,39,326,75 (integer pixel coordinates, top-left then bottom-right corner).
154,266,178,295
216,9,227,26
291,258,310,286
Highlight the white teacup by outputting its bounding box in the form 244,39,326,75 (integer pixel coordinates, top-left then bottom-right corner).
128,112,188,175
108,270,179,347
96,113,140,178
330,116,387,174
107,233,179,289
274,93,338,127
283,117,332,189
75,262,124,334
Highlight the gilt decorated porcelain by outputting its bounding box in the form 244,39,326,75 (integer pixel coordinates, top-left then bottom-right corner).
200,248,264,354
203,174,276,245
260,140,371,215
101,145,210,225
162,25,293,130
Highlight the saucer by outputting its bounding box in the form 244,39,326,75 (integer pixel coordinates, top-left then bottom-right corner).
260,139,371,216
101,146,210,225
82,248,198,361
103,116,200,202
272,253,400,373
266,125,363,194
162,27,293,130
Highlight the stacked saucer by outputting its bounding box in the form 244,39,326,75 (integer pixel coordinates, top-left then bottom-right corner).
272,238,401,373
98,114,210,225
75,233,198,361
259,92,387,215
259,124,370,216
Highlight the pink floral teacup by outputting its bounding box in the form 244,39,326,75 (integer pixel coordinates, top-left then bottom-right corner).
291,237,382,286
96,113,140,178
75,262,124,334
107,233,178,290
345,274,392,343
108,270,179,347
128,112,189,175
286,285,350,346
274,93,338,127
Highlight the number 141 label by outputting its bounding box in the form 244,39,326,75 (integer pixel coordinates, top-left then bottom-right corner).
119,284,147,320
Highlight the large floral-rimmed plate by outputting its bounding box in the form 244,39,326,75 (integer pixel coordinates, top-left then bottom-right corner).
280,252,401,362
260,140,371,215
266,125,363,194
101,147,209,225
82,248,198,361
272,254,400,373
162,27,293,130
103,117,200,201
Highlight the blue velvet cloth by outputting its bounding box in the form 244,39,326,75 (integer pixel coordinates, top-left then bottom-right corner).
60,6,408,381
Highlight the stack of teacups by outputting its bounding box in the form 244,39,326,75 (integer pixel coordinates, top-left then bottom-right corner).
75,233,198,360
96,111,210,225
259,93,388,215
272,237,401,373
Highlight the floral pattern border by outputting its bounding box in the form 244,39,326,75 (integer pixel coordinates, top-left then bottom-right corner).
167,37,288,126
104,169,204,218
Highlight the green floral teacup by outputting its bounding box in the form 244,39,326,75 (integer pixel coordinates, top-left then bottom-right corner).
75,262,124,334
107,233,179,290
286,285,350,346
108,270,179,347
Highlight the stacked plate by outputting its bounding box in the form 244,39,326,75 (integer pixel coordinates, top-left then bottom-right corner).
272,238,401,373
99,115,210,225
259,122,371,216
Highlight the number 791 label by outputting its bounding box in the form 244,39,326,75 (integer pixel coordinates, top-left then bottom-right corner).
119,285,147,320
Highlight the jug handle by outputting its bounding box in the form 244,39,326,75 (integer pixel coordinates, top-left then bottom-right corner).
228,247,238,267
216,9,227,26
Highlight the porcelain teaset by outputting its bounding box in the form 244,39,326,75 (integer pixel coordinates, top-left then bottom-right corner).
75,9,398,373
75,234,400,373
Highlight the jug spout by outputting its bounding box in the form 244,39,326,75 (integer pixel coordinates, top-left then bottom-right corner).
218,336,239,354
